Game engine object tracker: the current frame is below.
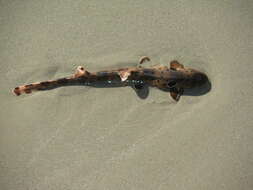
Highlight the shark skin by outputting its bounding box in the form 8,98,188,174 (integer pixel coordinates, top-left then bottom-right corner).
12,57,209,101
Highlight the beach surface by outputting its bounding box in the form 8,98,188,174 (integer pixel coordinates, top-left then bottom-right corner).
0,0,253,189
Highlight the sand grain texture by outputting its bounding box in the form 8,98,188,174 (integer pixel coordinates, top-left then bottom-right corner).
0,0,253,190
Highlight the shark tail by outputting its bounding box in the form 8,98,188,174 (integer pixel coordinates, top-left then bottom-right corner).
13,66,88,96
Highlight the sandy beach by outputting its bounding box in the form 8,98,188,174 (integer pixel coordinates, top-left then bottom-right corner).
0,0,253,189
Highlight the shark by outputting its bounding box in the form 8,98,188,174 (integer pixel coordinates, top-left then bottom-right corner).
12,56,209,101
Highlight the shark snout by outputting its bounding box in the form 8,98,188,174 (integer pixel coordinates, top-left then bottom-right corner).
192,72,208,86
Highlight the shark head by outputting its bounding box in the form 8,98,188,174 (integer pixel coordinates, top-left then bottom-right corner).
180,69,209,89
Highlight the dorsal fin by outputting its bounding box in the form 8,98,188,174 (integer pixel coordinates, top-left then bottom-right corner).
170,60,184,71
74,66,89,77
119,71,131,81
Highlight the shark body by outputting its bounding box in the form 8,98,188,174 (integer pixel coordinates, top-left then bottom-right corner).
13,57,208,101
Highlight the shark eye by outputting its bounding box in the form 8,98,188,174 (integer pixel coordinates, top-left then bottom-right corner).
167,81,177,88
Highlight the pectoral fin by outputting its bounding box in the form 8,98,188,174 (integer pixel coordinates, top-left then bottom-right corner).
170,88,184,101
139,56,151,65
170,60,184,71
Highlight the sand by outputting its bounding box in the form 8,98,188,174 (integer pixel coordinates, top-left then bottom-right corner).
0,0,253,189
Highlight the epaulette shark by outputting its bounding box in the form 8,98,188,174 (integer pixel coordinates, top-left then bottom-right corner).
13,56,209,101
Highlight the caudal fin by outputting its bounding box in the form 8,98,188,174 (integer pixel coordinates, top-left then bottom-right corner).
13,80,58,96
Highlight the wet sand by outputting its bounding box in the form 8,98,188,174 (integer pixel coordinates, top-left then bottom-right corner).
0,0,253,189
